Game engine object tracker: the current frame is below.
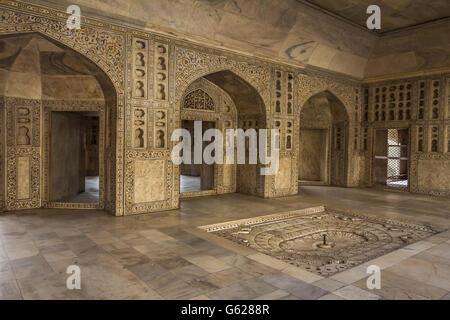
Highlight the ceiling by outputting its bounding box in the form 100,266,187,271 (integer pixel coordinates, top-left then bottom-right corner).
301,0,450,33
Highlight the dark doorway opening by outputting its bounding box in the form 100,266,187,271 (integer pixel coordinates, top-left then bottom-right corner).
50,111,100,203
180,120,215,193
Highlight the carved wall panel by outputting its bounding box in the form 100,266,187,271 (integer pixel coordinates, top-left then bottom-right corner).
372,83,413,122
154,109,167,150
430,80,440,120
274,70,282,114
363,87,370,122
364,74,449,196
134,159,166,203
16,156,30,199
5,97,41,210
125,151,173,214
133,37,148,100
133,107,147,149
7,148,40,209
6,97,40,148
184,89,215,111
418,80,426,120
154,42,169,102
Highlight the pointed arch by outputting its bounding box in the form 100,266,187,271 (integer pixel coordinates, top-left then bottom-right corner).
0,26,124,214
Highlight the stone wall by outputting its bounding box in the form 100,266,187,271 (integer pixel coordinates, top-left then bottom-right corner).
362,75,450,196
0,0,448,216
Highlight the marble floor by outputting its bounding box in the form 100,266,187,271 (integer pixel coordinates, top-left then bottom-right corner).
66,176,99,204
0,186,450,300
386,179,408,189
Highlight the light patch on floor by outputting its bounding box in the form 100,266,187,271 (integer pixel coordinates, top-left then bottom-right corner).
68,176,99,203
180,175,201,193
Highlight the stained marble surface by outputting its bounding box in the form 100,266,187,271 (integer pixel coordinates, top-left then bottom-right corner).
28,0,450,79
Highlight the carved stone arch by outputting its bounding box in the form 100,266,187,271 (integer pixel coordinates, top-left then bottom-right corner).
0,9,125,93
298,88,351,120
175,47,270,119
298,90,350,187
296,73,355,120
299,90,350,122
0,13,126,215
175,52,270,198
177,67,269,116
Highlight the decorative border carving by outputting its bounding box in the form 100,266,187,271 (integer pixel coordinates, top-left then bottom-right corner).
0,96,4,210
7,147,40,209
124,150,173,214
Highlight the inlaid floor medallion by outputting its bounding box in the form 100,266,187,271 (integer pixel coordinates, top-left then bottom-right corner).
199,206,442,276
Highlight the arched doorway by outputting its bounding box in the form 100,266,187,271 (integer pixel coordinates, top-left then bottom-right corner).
298,91,349,187
0,33,117,211
177,70,267,198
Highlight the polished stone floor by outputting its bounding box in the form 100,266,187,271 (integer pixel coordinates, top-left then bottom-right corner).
68,176,99,204
1,186,450,300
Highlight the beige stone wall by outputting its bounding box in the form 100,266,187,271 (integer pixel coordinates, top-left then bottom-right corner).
298,129,328,182
362,75,450,196
417,160,450,193
0,1,448,216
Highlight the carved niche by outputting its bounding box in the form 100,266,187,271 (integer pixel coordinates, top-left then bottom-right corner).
133,107,147,149
133,38,148,99
154,110,167,149
154,43,169,101
371,83,413,122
